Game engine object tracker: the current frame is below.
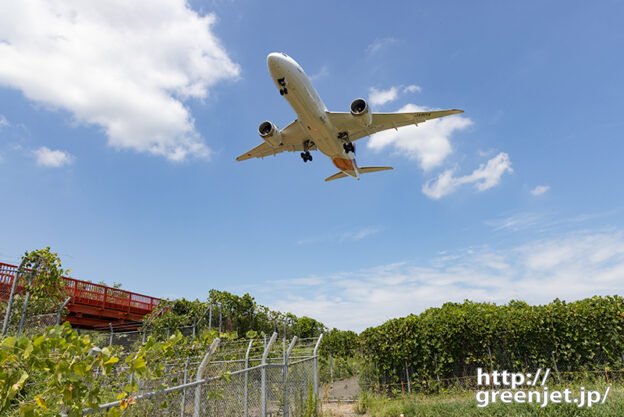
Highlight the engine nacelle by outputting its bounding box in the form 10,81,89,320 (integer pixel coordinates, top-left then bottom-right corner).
258,121,282,147
350,98,372,127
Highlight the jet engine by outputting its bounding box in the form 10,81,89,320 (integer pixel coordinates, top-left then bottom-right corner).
258,121,282,146
350,98,372,127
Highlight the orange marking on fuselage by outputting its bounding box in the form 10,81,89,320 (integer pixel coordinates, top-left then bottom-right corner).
332,157,355,172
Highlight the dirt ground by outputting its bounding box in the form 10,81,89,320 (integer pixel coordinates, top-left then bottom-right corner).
321,401,363,417
321,376,361,401
320,376,363,417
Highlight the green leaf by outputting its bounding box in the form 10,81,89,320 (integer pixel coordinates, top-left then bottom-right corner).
103,357,119,365
35,395,47,410
19,403,36,417
22,343,34,360
32,334,45,348
133,357,146,370
2,336,17,348
106,407,121,417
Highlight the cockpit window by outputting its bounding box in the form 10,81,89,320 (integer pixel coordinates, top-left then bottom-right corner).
281,53,288,57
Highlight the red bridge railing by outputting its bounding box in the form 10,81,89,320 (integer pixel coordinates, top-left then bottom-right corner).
0,262,160,316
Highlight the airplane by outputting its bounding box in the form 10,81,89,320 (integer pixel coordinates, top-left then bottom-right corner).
236,52,464,181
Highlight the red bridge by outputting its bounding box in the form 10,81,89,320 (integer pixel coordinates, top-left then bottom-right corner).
0,262,161,329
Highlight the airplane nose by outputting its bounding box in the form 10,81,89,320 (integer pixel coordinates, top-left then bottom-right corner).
267,52,281,67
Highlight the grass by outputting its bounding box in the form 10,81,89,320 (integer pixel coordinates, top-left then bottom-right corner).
355,382,624,417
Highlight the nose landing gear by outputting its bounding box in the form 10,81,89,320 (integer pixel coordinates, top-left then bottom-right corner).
277,78,288,95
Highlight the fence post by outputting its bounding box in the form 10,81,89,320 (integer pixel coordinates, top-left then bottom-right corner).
109,323,113,346
180,358,189,417
208,303,212,331
192,319,197,339
551,352,561,383
56,297,71,325
405,361,411,393
218,309,222,333
283,321,287,358
283,336,298,417
142,328,146,344
312,334,323,397
261,332,278,417
2,258,26,335
193,338,220,417
17,259,43,336
244,339,253,417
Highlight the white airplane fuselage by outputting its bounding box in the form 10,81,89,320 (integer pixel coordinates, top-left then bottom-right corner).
267,53,360,178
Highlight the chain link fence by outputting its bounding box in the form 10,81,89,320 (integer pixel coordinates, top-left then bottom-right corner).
322,342,624,401
79,333,322,417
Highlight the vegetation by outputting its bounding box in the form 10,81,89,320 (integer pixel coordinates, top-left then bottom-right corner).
5,248,624,415
355,385,624,417
294,382,321,417
143,290,327,339
359,297,624,391
0,322,216,416
1,248,71,334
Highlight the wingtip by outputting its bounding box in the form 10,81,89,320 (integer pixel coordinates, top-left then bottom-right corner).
452,109,464,114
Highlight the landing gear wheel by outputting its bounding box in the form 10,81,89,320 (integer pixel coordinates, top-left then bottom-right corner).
300,151,312,162
279,87,288,95
343,142,355,153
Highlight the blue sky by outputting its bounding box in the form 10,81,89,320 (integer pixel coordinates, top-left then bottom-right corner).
1,1,623,331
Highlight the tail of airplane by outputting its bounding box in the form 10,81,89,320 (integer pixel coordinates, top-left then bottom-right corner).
325,166,393,182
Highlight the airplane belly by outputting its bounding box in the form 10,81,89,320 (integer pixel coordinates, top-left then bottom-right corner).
280,69,341,157
266,53,350,161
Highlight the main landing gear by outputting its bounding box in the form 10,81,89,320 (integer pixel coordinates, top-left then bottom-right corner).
301,139,313,162
338,131,355,154
277,78,288,95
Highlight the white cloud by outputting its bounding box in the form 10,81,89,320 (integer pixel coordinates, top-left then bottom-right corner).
0,115,9,128
403,85,422,94
0,0,240,162
368,87,398,107
366,37,398,54
265,229,624,331
486,209,623,234
309,65,329,81
368,104,472,170
297,226,382,245
485,212,543,232
422,152,512,199
33,146,74,167
531,185,550,196
339,227,383,242
368,85,422,107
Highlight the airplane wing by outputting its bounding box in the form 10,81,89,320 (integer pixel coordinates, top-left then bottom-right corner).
325,109,464,142
236,120,315,161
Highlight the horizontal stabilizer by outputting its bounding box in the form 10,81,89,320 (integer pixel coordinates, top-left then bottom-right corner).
325,171,348,181
325,166,393,182
358,166,393,174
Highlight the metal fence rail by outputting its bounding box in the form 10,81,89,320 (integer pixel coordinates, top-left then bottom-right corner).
79,332,322,417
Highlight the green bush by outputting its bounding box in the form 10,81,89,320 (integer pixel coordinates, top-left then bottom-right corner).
359,297,624,389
